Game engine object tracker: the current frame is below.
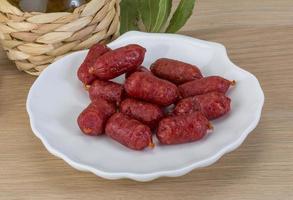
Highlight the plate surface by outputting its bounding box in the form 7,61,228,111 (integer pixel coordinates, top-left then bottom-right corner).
27,31,264,181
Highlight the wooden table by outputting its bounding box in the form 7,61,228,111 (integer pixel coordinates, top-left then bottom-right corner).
1,0,293,199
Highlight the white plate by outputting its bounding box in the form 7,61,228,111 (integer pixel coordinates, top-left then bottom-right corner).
27,31,264,182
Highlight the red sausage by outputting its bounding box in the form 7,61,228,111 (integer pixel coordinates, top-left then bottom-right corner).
77,99,116,136
174,92,231,120
174,97,199,116
125,72,179,106
157,112,211,145
120,98,164,128
89,79,123,105
179,76,235,98
105,113,153,150
89,44,146,80
77,43,110,85
150,58,203,84
125,66,150,78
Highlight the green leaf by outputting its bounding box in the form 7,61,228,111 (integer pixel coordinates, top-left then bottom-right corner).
138,0,154,32
138,0,172,32
151,0,172,32
120,0,139,34
166,0,196,33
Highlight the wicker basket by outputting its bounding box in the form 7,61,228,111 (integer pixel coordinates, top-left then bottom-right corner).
0,0,120,75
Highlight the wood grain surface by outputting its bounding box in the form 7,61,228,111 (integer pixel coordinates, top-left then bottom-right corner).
1,0,293,199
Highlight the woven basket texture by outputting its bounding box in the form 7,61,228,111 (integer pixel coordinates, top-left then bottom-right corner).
0,0,120,75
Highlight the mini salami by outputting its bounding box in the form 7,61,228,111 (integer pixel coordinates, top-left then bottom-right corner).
125,72,179,106
120,98,164,128
174,92,231,120
89,80,123,104
150,58,203,84
174,97,199,116
125,66,150,78
179,76,235,98
89,44,146,80
77,99,116,136
105,113,153,150
157,112,211,145
77,43,110,85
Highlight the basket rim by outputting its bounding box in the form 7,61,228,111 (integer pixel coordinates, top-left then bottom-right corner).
0,0,95,15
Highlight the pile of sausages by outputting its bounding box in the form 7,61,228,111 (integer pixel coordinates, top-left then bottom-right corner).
77,43,235,151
